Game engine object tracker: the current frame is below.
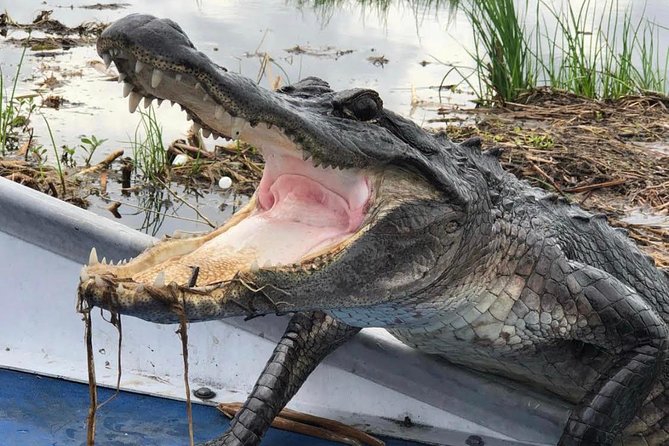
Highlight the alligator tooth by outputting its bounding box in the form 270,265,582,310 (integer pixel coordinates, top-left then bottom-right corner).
302,151,311,161
101,257,107,265
230,117,247,140
202,128,211,138
191,122,202,133
151,69,163,88
135,60,145,73
122,82,133,98
157,99,164,107
143,97,153,108
175,74,182,82
128,92,142,113
88,247,99,265
153,271,165,287
170,100,176,107
186,114,192,121
102,53,112,69
212,133,220,140
109,48,117,57
118,72,126,83
79,266,90,283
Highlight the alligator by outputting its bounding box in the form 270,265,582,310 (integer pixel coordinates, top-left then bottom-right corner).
79,14,669,446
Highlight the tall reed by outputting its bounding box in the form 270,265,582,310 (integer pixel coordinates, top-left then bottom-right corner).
131,106,167,183
0,47,28,155
462,0,536,104
461,0,668,104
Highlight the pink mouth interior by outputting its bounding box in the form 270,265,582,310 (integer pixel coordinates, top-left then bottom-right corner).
204,147,370,266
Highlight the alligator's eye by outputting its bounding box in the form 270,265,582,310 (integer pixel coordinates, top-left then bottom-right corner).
350,95,380,121
332,89,383,121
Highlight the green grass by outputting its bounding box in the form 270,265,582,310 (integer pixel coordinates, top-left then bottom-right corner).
461,0,536,104
459,0,668,104
0,46,28,155
130,106,168,183
41,115,67,196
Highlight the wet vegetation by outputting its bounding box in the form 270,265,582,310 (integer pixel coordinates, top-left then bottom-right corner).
459,0,669,104
0,47,27,155
131,107,168,183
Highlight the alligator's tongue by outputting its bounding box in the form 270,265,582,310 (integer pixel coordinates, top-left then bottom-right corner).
204,174,354,266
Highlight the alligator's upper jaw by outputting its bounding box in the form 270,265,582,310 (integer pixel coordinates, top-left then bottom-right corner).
80,16,379,323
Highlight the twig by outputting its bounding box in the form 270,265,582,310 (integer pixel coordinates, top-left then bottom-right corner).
75,149,124,176
177,305,195,446
154,178,216,228
563,178,627,193
170,142,215,160
529,162,564,195
218,402,384,446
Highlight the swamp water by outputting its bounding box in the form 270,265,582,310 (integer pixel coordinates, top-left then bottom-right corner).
0,0,667,236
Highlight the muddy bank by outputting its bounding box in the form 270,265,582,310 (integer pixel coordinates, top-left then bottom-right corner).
1,10,108,50
442,89,669,268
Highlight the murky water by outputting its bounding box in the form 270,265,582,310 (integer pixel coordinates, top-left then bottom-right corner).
1,0,667,235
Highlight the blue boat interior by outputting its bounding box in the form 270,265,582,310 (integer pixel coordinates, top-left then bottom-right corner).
0,368,426,446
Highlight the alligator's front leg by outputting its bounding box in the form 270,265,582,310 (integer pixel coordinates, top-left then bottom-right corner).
203,311,360,446
553,262,669,445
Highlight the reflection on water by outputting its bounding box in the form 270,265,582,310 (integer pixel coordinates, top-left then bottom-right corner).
291,0,460,29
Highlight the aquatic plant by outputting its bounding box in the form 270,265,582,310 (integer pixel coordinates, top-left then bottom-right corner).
293,0,460,25
41,115,67,196
460,0,668,104
460,0,536,104
130,106,168,183
540,1,668,99
80,135,108,167
0,46,28,155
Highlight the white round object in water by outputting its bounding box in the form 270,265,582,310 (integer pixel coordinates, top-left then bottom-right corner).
218,176,233,189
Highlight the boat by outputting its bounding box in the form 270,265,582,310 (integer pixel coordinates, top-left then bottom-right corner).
0,175,567,445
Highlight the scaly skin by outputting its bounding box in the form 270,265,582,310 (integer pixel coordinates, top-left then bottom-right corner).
80,14,669,446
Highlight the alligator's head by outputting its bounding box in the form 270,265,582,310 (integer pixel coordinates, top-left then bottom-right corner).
79,14,502,326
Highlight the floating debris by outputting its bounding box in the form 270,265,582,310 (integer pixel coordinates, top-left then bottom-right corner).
218,176,232,189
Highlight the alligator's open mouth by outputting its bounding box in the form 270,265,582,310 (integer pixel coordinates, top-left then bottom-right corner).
85,77,374,282
78,16,387,321
92,142,373,288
